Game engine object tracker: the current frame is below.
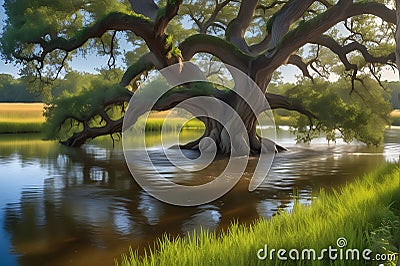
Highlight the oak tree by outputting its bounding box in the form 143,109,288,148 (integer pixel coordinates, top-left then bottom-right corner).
1,0,398,152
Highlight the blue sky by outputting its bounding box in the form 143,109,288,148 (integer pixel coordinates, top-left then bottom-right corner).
0,0,397,83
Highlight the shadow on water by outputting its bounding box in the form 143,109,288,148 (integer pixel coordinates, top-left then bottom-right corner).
0,129,399,266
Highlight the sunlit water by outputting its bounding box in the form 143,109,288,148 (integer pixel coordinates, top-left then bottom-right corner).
0,128,399,266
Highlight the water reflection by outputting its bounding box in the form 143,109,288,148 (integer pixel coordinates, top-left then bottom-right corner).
0,129,399,266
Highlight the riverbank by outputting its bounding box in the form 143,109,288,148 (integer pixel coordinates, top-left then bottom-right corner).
117,164,399,265
0,104,204,134
0,103,399,133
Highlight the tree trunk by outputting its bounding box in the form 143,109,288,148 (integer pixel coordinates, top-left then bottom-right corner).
176,94,286,155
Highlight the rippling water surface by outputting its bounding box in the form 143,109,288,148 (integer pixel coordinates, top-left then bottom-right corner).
0,128,399,266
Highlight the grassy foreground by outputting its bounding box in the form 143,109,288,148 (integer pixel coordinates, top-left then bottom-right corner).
117,164,400,266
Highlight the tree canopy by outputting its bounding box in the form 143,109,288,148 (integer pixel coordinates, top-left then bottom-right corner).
0,0,398,150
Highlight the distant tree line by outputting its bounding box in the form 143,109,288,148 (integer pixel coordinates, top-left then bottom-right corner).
1,71,399,108
0,69,123,103
384,81,400,109
0,74,42,102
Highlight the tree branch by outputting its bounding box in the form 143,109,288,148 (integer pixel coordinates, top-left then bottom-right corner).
61,117,124,147
128,0,159,21
120,52,156,87
266,93,316,124
154,0,183,36
13,12,154,64
253,1,395,76
249,35,271,55
311,34,395,93
256,1,286,13
266,0,315,52
225,0,259,53
311,35,396,70
317,0,332,8
179,34,253,72
201,0,232,33
287,54,314,81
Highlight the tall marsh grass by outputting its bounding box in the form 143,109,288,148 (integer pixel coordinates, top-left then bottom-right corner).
136,117,205,132
0,103,45,133
117,164,400,266
0,104,205,134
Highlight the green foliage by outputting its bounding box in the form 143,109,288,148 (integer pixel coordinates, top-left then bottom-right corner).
384,81,400,109
0,74,42,102
117,164,400,266
285,78,392,145
43,70,129,140
0,0,131,72
1,0,396,146
304,7,396,80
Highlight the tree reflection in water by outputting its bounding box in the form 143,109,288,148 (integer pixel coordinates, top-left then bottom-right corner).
0,130,397,266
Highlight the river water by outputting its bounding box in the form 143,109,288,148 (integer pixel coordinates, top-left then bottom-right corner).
0,128,399,265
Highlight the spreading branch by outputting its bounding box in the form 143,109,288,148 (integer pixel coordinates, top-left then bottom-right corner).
253,1,395,76
311,35,396,69
287,54,314,81
225,0,259,52
266,0,315,53
154,0,183,36
179,34,253,72
13,12,154,65
128,0,159,21
266,93,316,122
196,0,232,34
120,53,156,87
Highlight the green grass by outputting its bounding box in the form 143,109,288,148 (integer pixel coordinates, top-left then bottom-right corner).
117,164,400,266
0,121,44,133
136,116,205,132
0,104,205,134
274,114,292,127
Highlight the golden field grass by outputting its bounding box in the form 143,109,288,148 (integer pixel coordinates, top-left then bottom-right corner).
0,103,45,122
0,103,398,134
392,110,400,126
0,103,204,134
0,103,45,133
